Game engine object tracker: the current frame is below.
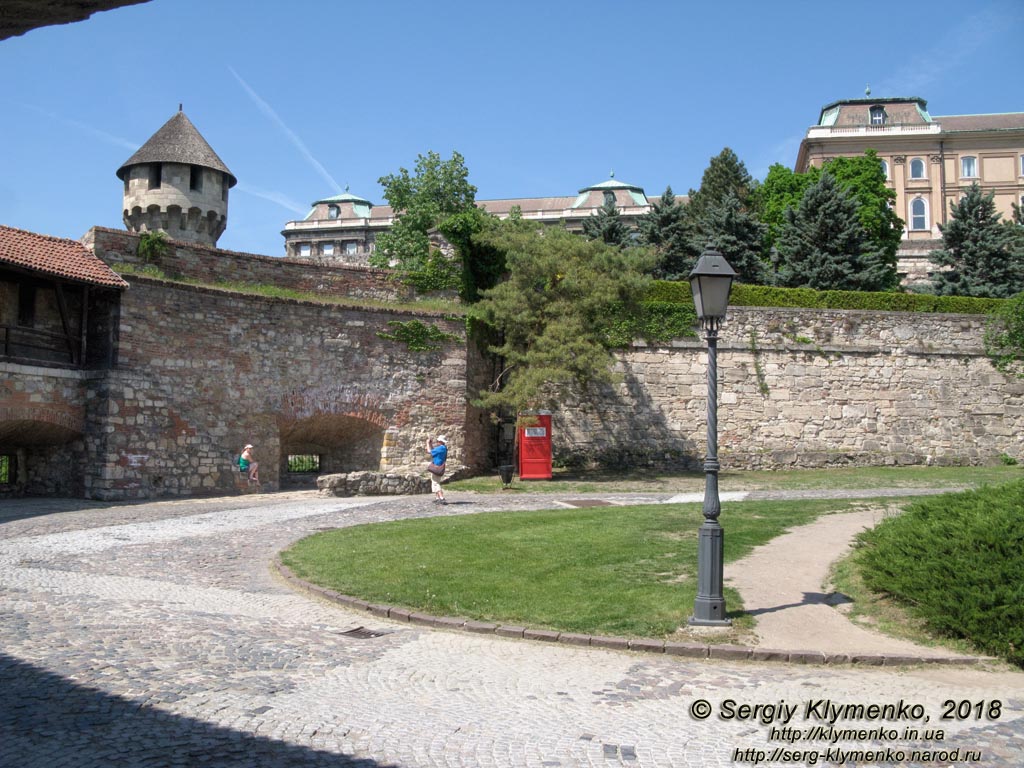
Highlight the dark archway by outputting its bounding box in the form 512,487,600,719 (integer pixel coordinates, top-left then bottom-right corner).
278,414,387,488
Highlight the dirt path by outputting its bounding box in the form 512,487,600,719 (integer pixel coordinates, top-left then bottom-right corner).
726,507,974,658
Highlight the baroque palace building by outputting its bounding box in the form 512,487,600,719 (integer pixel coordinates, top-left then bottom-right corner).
282,95,1024,285
795,95,1024,283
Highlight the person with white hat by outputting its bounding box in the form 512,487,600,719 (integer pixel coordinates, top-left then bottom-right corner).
239,443,259,484
426,435,448,504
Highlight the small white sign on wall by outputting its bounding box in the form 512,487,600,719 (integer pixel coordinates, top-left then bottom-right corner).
524,427,546,438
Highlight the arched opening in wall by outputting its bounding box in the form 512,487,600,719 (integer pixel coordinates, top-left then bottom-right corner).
0,417,83,497
278,414,387,488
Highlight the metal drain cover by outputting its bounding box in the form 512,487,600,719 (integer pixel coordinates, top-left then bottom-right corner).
338,626,390,639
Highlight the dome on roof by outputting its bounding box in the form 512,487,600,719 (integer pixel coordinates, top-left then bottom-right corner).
313,190,373,206
577,175,645,194
116,110,236,186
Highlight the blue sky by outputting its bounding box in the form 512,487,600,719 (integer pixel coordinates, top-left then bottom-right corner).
2,0,1022,257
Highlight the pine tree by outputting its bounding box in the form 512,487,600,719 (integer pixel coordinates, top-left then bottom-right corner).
698,192,769,284
581,198,634,246
775,172,893,291
687,148,757,222
637,186,700,279
930,183,1024,298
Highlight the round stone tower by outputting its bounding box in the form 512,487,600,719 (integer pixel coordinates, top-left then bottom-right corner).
116,108,237,247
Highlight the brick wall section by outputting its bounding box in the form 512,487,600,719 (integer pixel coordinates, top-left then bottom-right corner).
80,277,469,499
554,307,1024,469
84,227,410,303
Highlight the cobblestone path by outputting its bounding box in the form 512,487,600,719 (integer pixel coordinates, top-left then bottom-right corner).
1,492,1021,767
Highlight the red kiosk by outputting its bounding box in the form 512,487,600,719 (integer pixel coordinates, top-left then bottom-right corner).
518,412,552,480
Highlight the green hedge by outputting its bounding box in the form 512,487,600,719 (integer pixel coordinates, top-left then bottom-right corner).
643,280,1004,315
855,481,1024,667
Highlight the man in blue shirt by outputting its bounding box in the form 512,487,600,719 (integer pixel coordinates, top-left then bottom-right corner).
427,435,448,504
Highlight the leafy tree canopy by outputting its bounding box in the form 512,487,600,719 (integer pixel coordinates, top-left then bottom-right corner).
370,150,503,300
468,222,654,414
930,183,1024,298
775,172,894,292
759,163,813,246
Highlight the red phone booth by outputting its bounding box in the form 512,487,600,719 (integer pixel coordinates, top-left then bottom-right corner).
518,412,552,480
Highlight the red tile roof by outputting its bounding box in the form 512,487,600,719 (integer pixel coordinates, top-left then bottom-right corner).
0,225,129,288
934,113,1024,132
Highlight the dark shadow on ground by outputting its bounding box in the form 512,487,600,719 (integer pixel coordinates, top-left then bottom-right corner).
737,591,854,617
0,652,391,767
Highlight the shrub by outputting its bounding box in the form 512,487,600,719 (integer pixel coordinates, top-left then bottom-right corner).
855,481,1024,667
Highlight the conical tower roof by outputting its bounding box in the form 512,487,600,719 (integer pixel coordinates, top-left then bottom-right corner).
116,109,237,186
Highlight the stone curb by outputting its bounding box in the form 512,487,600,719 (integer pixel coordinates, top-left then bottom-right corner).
273,558,990,669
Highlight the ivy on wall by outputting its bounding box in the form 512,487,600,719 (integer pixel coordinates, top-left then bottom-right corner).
376,320,461,351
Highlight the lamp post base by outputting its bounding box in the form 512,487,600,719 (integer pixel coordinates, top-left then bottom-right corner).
689,519,732,627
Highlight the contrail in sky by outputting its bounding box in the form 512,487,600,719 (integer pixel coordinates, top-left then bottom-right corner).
228,66,341,194
235,182,307,215
20,103,139,152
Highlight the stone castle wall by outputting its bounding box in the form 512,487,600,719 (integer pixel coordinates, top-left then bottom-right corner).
78,277,471,499
554,307,1024,469
84,228,410,303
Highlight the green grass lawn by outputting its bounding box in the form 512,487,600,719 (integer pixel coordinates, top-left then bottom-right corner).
448,464,1022,495
282,497,873,638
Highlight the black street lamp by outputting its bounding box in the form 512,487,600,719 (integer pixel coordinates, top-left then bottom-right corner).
688,247,736,627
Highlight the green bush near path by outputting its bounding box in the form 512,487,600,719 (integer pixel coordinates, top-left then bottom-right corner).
854,480,1024,668
282,498,865,638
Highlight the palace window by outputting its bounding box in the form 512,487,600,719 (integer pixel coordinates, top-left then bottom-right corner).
910,158,926,179
345,242,358,255
148,163,162,190
870,106,887,125
328,205,339,219
189,165,203,192
960,156,978,178
322,243,334,256
603,190,616,207
910,198,929,231
880,159,889,179
298,243,311,258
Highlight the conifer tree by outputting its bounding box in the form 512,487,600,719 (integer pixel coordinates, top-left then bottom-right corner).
469,223,653,414
637,186,699,279
687,148,757,221
775,172,892,291
581,197,634,247
697,192,769,284
930,183,1024,298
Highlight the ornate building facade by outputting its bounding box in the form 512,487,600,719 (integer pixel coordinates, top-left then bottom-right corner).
795,96,1024,283
280,176,666,266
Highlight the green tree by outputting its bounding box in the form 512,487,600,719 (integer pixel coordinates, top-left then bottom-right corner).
930,183,1024,298
759,163,813,246
370,150,478,294
581,197,635,246
698,192,769,284
468,223,653,414
637,186,699,279
687,147,758,221
819,150,902,291
775,172,892,291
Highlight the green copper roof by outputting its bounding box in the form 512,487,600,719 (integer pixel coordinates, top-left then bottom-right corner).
313,190,373,206
578,177,645,194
